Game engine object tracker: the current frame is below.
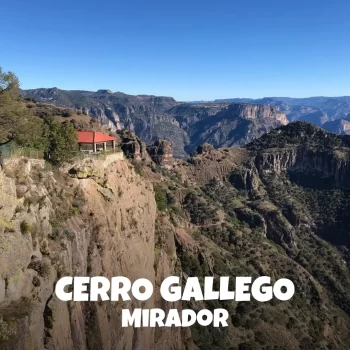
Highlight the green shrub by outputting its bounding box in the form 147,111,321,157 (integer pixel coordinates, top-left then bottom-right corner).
183,192,219,225
64,229,75,241
20,221,32,234
0,317,16,342
62,110,73,118
70,206,79,216
154,186,167,211
132,161,143,176
130,217,138,228
238,341,260,350
39,261,51,277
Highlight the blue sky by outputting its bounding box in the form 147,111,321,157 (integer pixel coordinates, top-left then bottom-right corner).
1,0,350,100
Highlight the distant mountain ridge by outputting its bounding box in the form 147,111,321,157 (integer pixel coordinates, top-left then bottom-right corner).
206,96,350,137
214,96,350,126
322,114,350,135
22,88,289,157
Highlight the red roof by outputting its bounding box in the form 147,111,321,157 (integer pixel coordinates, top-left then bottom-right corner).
77,131,117,144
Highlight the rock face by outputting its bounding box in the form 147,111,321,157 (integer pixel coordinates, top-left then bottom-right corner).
254,147,350,189
224,103,288,123
186,103,288,152
196,143,214,154
247,121,350,189
167,103,228,129
147,140,174,169
118,129,152,162
0,157,187,350
323,115,350,135
0,170,17,227
214,96,350,125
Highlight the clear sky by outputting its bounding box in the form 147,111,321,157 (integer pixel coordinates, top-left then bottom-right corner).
1,0,350,101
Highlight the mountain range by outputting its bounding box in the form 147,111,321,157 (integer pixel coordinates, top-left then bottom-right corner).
22,89,350,158
214,96,350,123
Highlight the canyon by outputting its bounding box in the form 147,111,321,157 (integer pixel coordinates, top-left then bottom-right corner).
1,121,350,349
21,89,288,157
22,89,350,158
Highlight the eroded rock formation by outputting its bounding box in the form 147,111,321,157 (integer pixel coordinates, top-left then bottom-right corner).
147,140,174,169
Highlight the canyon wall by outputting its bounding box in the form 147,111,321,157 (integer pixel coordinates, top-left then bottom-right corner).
0,156,188,350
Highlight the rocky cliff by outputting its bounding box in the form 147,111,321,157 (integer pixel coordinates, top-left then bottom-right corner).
214,96,350,125
147,140,174,169
167,103,229,129
187,103,288,152
322,115,350,135
0,155,191,350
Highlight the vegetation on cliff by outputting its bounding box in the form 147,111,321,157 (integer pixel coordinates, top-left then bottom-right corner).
0,67,82,164
247,121,350,150
137,124,350,349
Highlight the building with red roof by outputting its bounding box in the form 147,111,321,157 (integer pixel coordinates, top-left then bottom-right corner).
77,131,118,153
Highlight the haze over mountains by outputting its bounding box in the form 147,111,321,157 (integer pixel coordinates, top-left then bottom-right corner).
215,97,350,126
22,88,350,157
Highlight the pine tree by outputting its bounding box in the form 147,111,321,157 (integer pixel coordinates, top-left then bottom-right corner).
44,117,78,165
0,67,29,143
